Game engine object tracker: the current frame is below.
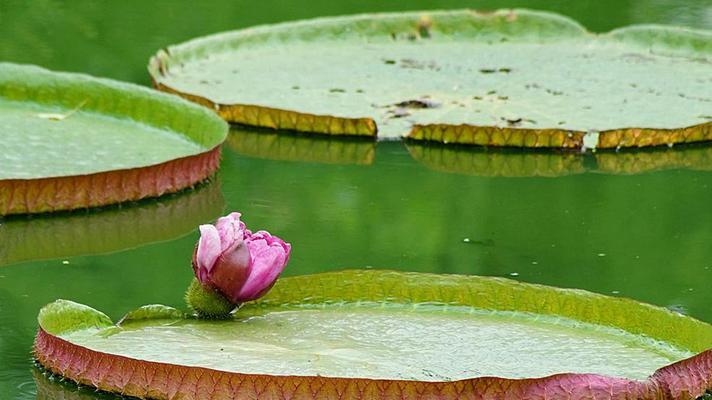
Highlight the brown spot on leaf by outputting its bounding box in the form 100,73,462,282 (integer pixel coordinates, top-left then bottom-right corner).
400,59,440,71
395,98,441,109
480,68,512,74
503,117,522,126
388,108,411,118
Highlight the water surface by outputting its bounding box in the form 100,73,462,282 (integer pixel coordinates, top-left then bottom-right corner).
1,0,711,398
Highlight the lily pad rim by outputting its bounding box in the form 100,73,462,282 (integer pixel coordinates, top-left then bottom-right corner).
148,8,712,67
148,9,711,147
149,8,712,97
0,63,227,214
33,270,712,399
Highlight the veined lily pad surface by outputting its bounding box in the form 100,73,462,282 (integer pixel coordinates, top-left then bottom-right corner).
149,9,712,149
35,271,712,400
0,63,228,215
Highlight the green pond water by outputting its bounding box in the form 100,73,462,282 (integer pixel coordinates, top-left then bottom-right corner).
1,0,711,398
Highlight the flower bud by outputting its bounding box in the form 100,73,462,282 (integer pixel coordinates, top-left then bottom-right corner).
189,212,291,312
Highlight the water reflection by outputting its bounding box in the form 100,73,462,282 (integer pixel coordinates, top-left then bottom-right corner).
228,128,375,165
407,142,712,177
227,129,712,177
407,143,585,177
33,368,120,400
0,181,224,267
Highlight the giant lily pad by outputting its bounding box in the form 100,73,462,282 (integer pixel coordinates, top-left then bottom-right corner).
149,9,712,149
0,181,223,267
34,270,711,400
0,63,228,215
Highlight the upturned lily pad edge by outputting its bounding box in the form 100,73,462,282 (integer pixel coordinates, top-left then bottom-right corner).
0,146,221,215
34,270,712,400
148,9,712,149
0,63,229,215
1,62,228,150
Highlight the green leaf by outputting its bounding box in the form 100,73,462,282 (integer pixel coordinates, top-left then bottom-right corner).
37,299,113,336
35,270,712,399
0,63,229,215
118,304,186,325
0,63,227,180
150,9,712,148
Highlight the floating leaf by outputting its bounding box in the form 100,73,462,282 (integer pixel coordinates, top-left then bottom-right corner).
34,270,712,399
0,63,228,215
149,9,712,149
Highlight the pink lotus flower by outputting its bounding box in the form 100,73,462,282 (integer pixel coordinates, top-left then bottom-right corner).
192,212,291,304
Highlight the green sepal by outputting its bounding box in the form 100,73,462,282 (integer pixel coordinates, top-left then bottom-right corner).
185,278,237,319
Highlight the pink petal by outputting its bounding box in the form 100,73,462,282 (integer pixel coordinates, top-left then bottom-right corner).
193,213,291,304
238,232,291,301
195,224,221,282
214,212,245,251
207,240,252,304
